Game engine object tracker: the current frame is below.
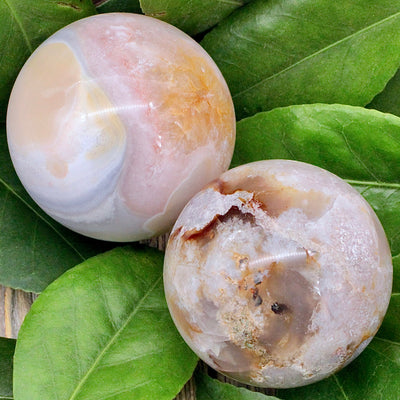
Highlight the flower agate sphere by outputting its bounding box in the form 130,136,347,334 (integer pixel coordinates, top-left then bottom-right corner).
6,13,235,241
164,160,393,388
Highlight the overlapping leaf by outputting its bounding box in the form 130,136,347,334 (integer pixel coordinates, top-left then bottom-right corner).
140,0,252,36
0,337,15,400
368,69,400,117
13,246,198,400
94,0,142,13
195,371,280,400
0,0,96,121
201,0,400,119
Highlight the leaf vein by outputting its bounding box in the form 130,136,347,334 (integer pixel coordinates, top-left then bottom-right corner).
30,217,39,273
3,0,33,52
0,177,86,262
0,190,10,229
279,130,296,159
374,336,400,347
67,274,163,400
96,266,118,332
333,374,350,400
94,379,154,400
98,348,164,369
366,347,399,370
233,11,400,98
217,0,243,6
383,187,400,202
338,127,380,181
41,341,61,400
72,284,83,378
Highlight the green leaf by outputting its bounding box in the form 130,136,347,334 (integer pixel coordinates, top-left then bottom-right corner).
352,184,400,258
368,68,400,117
0,0,96,122
195,371,281,400
0,337,15,400
94,0,142,13
233,104,400,259
0,125,114,293
13,245,198,400
393,255,400,293
201,0,400,120
232,104,400,183
140,0,252,36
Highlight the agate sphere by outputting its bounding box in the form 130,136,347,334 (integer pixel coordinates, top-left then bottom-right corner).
6,13,235,241
164,160,392,388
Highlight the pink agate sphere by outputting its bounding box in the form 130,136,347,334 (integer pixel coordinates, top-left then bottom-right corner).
6,13,235,241
164,160,393,388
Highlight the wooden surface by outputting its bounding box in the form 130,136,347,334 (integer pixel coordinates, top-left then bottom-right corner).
0,236,275,399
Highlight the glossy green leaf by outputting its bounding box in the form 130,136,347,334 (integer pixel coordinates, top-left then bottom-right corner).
352,184,400,257
94,0,142,13
233,104,400,259
0,337,15,400
0,125,114,293
13,246,198,400
0,0,96,122
140,0,252,36
393,255,400,293
195,371,280,400
368,68,400,117
201,0,400,120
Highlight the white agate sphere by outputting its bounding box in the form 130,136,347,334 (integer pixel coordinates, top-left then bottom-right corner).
164,160,392,388
6,13,235,241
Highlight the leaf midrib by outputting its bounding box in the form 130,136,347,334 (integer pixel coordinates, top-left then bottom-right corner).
67,274,163,400
217,0,243,6
0,177,86,262
3,0,33,53
333,374,350,400
374,336,400,350
232,11,400,98
345,179,400,189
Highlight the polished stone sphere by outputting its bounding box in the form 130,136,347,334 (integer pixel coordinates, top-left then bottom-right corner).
7,13,235,241
164,160,392,388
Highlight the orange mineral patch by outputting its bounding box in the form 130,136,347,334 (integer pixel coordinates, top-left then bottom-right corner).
149,49,235,154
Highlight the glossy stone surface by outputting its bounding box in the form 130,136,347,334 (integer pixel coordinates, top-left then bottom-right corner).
7,13,235,242
164,160,393,388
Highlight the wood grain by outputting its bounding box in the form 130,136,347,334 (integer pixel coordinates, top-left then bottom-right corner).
0,286,37,339
0,235,275,399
